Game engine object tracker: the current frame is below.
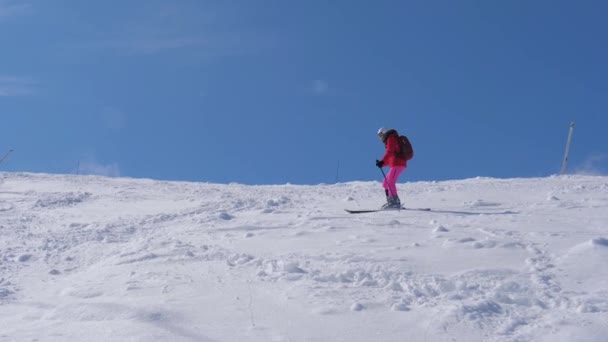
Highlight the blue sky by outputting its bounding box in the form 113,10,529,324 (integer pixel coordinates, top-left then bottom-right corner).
1,1,607,185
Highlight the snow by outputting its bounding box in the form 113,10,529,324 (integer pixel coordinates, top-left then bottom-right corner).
1,172,607,341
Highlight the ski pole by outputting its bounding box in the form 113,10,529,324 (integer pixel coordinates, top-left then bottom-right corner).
379,166,387,179
378,166,398,198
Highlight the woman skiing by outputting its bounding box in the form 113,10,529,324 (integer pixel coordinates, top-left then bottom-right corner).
376,127,407,209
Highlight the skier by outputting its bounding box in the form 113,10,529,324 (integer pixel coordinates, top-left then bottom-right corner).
376,127,407,209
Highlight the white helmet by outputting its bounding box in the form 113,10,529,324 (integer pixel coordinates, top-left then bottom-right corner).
377,127,390,135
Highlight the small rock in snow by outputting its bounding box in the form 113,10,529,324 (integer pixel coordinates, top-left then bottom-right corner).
434,226,449,233
391,303,410,311
283,263,307,274
256,270,267,277
17,254,32,262
219,212,234,220
350,303,365,311
591,237,608,247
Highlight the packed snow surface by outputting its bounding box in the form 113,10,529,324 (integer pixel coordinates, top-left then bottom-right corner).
1,172,607,341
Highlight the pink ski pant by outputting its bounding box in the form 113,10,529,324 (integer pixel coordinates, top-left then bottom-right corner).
382,166,405,196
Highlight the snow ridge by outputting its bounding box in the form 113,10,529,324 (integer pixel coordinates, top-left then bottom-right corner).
1,172,607,342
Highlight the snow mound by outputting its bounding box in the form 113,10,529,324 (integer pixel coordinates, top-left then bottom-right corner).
0,172,607,342
556,237,608,293
568,237,608,253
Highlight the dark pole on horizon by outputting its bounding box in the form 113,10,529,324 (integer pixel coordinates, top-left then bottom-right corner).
334,160,340,183
561,121,575,175
0,149,13,164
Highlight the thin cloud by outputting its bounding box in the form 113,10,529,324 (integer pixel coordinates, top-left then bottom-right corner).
94,36,210,55
0,76,36,96
73,4,270,58
574,153,608,176
86,31,267,58
0,1,31,20
77,159,121,177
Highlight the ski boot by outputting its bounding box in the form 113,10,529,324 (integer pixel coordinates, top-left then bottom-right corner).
381,196,402,210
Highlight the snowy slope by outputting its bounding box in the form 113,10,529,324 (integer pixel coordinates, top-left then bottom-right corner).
1,172,607,342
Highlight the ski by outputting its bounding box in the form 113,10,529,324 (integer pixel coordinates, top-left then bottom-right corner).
404,207,432,212
345,209,382,214
345,207,431,214
401,207,432,211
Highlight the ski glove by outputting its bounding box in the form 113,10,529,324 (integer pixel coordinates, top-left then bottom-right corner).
376,159,384,168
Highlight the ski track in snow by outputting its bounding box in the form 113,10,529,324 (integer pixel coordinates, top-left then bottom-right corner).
1,172,608,341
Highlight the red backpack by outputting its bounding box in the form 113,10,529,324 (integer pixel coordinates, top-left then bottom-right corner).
397,135,414,161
